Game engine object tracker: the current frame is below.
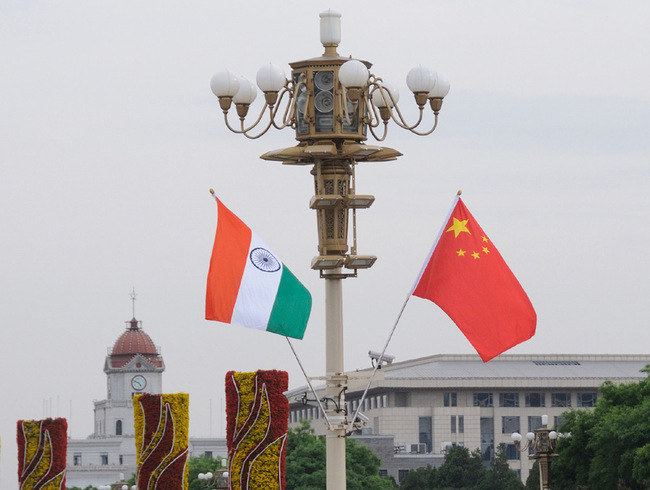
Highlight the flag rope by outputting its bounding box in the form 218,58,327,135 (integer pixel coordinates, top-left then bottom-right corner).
285,337,333,429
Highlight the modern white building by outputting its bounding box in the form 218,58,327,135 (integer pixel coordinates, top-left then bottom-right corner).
65,316,226,489
286,353,650,484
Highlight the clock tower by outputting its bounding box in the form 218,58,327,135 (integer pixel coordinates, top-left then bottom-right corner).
93,316,165,437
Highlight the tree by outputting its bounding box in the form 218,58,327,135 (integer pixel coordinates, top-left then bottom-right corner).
398,465,436,489
435,446,489,488
524,460,540,490
398,444,523,489
187,453,227,490
479,444,525,490
552,366,650,490
285,420,395,490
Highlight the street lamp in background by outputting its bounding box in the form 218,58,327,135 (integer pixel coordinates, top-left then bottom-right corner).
511,414,560,490
198,470,229,489
210,10,449,489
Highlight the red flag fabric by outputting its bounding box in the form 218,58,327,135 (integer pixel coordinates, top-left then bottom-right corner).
412,196,536,362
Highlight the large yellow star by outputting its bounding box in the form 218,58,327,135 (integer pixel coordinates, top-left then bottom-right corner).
446,217,471,238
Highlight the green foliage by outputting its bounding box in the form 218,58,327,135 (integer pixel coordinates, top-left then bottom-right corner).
187,453,227,490
525,460,540,490
398,444,524,489
285,420,395,490
398,465,435,489
480,444,525,490
552,365,650,490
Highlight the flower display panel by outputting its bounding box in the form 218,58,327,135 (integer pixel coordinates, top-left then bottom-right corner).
226,370,289,490
17,417,67,490
134,393,189,490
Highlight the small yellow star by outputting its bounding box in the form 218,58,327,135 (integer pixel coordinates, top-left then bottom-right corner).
472,251,480,259
446,217,471,238
482,236,489,243
482,247,490,254
456,249,466,257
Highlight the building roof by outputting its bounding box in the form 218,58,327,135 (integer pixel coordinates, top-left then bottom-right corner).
108,318,163,368
286,354,650,397
382,354,650,381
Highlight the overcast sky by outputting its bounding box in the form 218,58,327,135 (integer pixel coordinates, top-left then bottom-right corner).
2,1,650,487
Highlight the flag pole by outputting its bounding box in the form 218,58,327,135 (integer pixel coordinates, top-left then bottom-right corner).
285,337,333,428
350,191,463,427
349,293,410,431
409,191,462,294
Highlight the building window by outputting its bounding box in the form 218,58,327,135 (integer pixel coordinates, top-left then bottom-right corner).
395,392,409,407
480,417,494,461
499,393,519,407
554,415,565,428
505,443,519,460
115,419,122,436
100,453,108,465
204,451,213,458
552,393,571,407
450,415,464,434
379,469,388,478
529,416,543,432
473,392,493,407
419,416,432,453
398,470,410,483
119,455,123,465
526,392,546,407
502,416,520,434
73,453,82,466
577,392,598,407
444,392,457,407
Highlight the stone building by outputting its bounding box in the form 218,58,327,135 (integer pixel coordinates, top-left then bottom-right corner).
287,353,650,483
65,315,226,489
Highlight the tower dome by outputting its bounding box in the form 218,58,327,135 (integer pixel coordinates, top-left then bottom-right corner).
108,317,163,368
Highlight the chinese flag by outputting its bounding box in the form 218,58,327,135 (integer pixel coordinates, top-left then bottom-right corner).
412,196,536,362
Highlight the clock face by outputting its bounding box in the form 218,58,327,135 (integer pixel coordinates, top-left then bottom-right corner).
131,375,147,391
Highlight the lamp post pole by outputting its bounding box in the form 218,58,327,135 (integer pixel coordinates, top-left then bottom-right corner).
325,270,346,488
210,11,449,489
512,414,559,490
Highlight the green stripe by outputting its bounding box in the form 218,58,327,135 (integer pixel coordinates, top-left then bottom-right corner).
266,265,312,339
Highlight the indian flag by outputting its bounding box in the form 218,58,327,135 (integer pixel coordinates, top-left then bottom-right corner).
205,196,311,339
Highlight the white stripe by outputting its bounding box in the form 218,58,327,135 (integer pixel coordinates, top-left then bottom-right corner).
231,231,283,330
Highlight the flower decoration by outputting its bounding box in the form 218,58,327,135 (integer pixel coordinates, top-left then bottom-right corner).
17,417,67,489
226,370,289,489
134,393,189,489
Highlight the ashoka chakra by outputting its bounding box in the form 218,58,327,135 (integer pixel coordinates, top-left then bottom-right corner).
250,247,281,272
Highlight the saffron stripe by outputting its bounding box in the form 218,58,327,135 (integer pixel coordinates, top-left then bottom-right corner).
205,199,251,322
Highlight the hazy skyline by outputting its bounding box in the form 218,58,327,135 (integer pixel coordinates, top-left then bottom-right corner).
2,1,649,487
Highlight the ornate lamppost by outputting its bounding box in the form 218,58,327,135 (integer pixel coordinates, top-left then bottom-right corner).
511,414,559,490
198,470,229,489
210,10,449,489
